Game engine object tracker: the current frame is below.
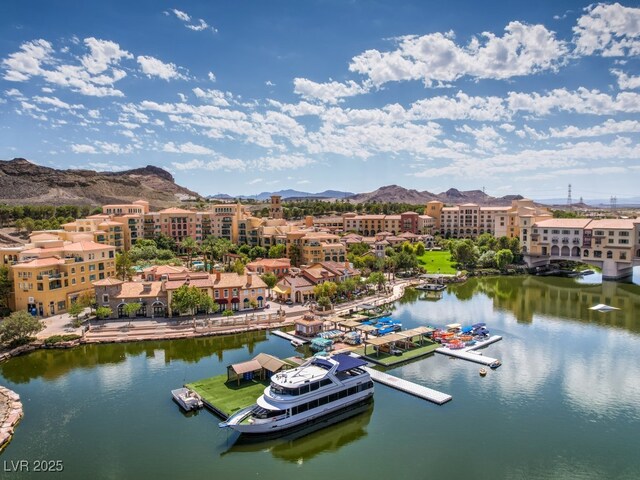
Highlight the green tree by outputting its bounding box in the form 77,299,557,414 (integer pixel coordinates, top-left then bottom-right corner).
0,311,44,345
316,296,331,311
495,249,514,271
115,251,134,281
95,306,113,320
170,285,209,317
496,236,511,251
222,309,234,317
0,266,12,316
123,302,142,318
414,242,426,257
348,242,371,256
451,239,479,269
68,302,85,326
478,250,497,268
249,246,267,260
395,251,418,272
314,281,338,300
368,271,386,291
181,236,198,269
153,233,177,251
231,259,246,275
260,272,278,297
289,244,302,267
268,244,286,258
77,290,96,314
508,237,521,256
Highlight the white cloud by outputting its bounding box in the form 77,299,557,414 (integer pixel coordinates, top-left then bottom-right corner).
256,155,314,170
409,91,508,121
265,80,275,86
163,141,215,155
192,87,231,106
71,143,97,154
32,95,84,110
167,8,217,33
41,87,54,93
549,119,640,138
208,71,216,82
349,21,567,87
171,157,246,171
81,37,132,75
247,178,263,185
137,55,186,80
573,3,640,56
4,88,23,97
293,78,369,104
611,69,640,90
87,109,100,118
2,38,130,96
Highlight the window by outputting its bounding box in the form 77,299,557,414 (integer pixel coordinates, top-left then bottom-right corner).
103,294,109,303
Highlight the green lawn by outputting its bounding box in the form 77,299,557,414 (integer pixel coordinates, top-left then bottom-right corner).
353,340,439,366
186,374,268,418
416,250,457,274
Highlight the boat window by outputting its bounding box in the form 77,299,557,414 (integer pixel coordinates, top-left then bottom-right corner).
300,384,310,395
310,382,320,391
251,406,285,419
318,396,329,406
320,379,332,387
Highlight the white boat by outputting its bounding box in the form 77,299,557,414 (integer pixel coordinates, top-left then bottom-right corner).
290,339,305,347
171,388,203,411
219,353,374,435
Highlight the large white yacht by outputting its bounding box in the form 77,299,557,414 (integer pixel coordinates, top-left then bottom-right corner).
219,353,374,435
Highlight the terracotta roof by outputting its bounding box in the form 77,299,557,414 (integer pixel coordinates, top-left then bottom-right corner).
64,241,114,252
246,258,291,268
142,265,189,275
401,211,418,215
280,276,314,288
588,219,637,229
114,282,165,299
157,207,194,214
93,278,124,286
16,257,64,268
533,218,593,228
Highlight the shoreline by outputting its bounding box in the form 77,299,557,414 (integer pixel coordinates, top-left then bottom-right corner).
0,386,23,452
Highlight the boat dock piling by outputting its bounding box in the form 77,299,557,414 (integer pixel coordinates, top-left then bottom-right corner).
271,330,309,344
435,336,503,366
363,367,452,405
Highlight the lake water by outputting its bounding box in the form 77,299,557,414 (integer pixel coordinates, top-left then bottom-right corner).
1,272,640,479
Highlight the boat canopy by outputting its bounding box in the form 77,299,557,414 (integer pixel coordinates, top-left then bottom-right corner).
461,326,473,333
314,353,367,372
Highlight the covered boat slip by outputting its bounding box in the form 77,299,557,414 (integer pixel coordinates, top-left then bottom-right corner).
227,353,290,385
357,326,438,366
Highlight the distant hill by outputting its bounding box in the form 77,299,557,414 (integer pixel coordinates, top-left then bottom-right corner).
347,185,523,206
0,158,199,209
209,189,354,201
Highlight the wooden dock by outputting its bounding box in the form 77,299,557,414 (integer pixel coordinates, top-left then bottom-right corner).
435,335,502,367
271,330,309,344
363,367,452,405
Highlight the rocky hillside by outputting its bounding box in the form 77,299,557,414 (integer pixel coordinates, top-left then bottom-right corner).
0,158,199,209
347,185,524,206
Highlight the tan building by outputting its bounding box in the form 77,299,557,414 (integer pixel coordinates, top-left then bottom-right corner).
285,230,347,266
11,241,116,316
245,258,291,277
523,217,640,279
342,212,434,236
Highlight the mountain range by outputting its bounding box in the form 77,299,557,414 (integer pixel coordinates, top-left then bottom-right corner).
209,189,355,201
0,158,199,209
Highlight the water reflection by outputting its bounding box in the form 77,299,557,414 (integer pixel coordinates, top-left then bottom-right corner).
448,276,640,333
0,330,268,384
222,401,373,463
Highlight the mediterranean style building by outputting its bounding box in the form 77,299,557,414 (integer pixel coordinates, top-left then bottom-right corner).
93,270,268,319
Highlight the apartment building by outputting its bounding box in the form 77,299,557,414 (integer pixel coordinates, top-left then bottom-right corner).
10,240,116,316
342,212,434,236
245,258,291,277
523,217,640,279
285,230,347,266
425,199,551,239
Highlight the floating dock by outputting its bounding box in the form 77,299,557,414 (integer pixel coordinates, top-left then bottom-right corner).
436,335,502,366
271,330,309,344
363,367,452,405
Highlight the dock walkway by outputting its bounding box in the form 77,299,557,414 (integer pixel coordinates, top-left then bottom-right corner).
435,336,502,366
271,330,309,344
363,367,452,405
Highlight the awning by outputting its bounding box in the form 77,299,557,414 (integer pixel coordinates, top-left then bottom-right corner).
216,299,228,304
273,285,291,295
231,297,240,303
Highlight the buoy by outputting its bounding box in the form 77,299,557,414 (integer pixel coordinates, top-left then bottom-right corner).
479,368,487,377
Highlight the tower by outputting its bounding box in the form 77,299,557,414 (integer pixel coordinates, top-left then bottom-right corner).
567,184,572,210
270,195,283,219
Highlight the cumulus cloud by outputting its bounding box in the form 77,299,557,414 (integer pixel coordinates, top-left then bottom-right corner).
137,55,186,80
573,2,640,56
2,38,130,96
208,71,216,82
549,119,640,138
32,95,84,110
71,141,133,154
192,87,231,106
293,78,370,103
611,69,640,90
349,22,568,87
163,141,215,155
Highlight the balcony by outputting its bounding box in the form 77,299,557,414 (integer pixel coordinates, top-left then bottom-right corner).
561,239,569,244
551,239,559,244
572,239,581,244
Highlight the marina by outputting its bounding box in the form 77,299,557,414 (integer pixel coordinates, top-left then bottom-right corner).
436,336,503,367
363,366,452,405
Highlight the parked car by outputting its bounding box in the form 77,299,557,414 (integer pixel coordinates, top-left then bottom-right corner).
285,299,293,306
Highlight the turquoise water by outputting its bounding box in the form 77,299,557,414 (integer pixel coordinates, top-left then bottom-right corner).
1,273,640,479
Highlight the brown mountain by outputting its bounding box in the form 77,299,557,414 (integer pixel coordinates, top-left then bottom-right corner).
0,158,199,209
347,184,523,206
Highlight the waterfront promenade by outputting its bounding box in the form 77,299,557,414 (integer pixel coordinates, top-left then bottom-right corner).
59,280,419,344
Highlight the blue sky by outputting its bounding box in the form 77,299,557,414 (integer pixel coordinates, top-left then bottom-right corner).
1,1,639,200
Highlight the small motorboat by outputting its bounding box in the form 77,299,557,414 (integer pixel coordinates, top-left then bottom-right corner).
172,388,203,411
489,360,502,369
290,339,305,347
479,368,487,377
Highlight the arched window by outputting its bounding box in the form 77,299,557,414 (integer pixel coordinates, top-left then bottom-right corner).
607,251,613,259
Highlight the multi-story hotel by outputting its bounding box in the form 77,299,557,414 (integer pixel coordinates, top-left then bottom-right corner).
522,217,640,279
425,199,551,238
285,230,347,266
341,211,435,236
7,239,116,316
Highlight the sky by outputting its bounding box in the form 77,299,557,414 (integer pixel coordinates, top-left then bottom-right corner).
0,1,639,200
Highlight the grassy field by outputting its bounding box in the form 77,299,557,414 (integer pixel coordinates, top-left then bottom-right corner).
416,250,457,274
186,374,268,418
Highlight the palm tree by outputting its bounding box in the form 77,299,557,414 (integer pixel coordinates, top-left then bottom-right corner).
201,236,217,272
181,237,198,270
